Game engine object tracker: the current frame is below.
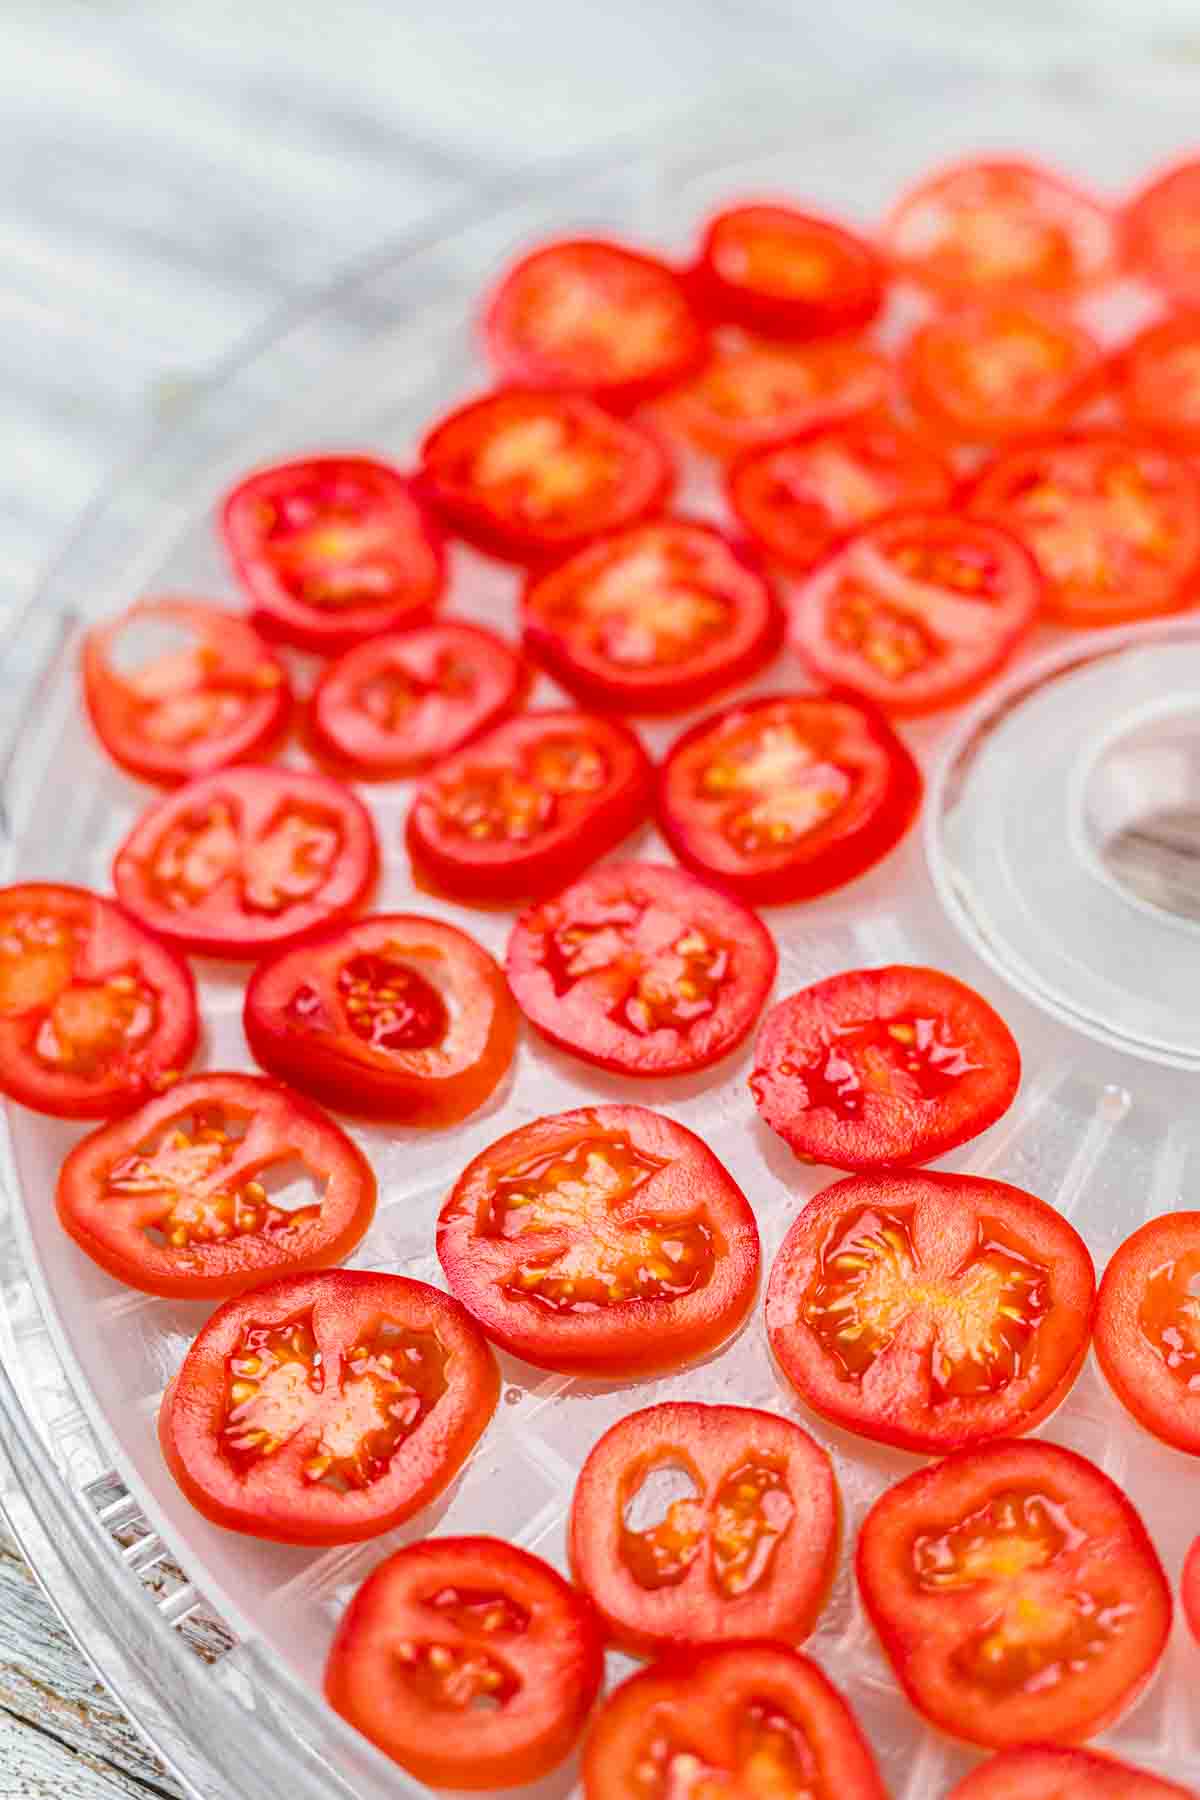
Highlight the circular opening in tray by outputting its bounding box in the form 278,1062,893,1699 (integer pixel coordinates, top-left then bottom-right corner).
1081,700,1200,926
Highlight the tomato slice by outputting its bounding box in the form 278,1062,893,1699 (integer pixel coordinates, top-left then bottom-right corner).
1125,159,1200,303
569,1400,837,1656
0,883,197,1119
1117,312,1200,453
947,1745,1198,1799
751,965,1021,1171
244,913,517,1125
221,455,444,655
522,518,782,715
1185,1537,1200,1647
325,1534,604,1791
661,337,891,460
112,765,378,958
56,1072,375,1298
902,302,1103,445
436,1103,759,1377
159,1268,498,1544
856,1439,1172,1748
406,709,652,904
790,512,1041,715
656,692,921,905
694,203,886,339
506,861,776,1077
1093,1210,1200,1455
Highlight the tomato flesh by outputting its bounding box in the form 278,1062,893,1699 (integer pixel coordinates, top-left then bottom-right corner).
695,203,886,339
903,302,1103,445
662,338,890,460
1117,312,1200,453
1093,1210,1200,1455
1185,1537,1200,1647
1125,159,1200,304
948,1745,1198,1799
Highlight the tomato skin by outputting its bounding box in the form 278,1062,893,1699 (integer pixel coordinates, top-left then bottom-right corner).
1185,1537,1200,1647
694,203,887,339
1116,312,1200,453
662,337,892,461
1125,159,1200,304
1094,1210,1200,1455
947,1745,1199,1799
902,302,1104,445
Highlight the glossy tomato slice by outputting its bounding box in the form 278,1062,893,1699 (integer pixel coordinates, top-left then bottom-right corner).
506,861,776,1077
948,1745,1198,1799
569,1401,837,1656
0,883,196,1119
56,1072,375,1298
221,455,444,654
112,765,378,958
325,1535,604,1791
656,692,921,905
1117,312,1200,453
1125,159,1200,303
1093,1210,1200,1455
662,337,891,460
436,1104,759,1377
244,913,517,1125
902,301,1103,445
695,203,886,340
751,965,1021,1171
406,708,652,903
857,1438,1172,1748
1185,1537,1200,1646
159,1268,498,1544
790,512,1041,715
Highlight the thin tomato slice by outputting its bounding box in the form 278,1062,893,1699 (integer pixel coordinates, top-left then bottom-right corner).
159,1268,498,1545
436,1104,759,1377
1094,1210,1200,1455
948,1745,1198,1799
1125,159,1200,304
661,337,891,460
325,1535,604,1791
902,301,1104,445
695,203,886,339
1117,312,1200,453
857,1439,1172,1748
1185,1537,1200,1647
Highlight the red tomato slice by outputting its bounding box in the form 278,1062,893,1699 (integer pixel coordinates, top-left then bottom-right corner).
221,455,444,655
0,883,197,1119
159,1268,498,1545
661,337,891,460
656,692,921,905
751,965,1021,1171
56,1072,375,1298
112,765,378,958
1093,1210,1200,1455
1117,312,1200,452
856,1439,1172,1748
521,518,782,715
506,861,776,1077
83,599,291,786
436,1104,759,1377
902,302,1104,445
325,1535,604,1791
695,203,886,340
1185,1537,1200,1647
569,1401,837,1656
790,512,1041,715
406,709,652,904
1125,159,1200,304
947,1745,1198,1800
244,913,517,1125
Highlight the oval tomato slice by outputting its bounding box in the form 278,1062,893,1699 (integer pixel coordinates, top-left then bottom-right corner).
506,861,776,1077
1125,159,1200,304
0,883,197,1118
657,692,921,905
221,455,444,655
244,913,517,1125
159,1268,498,1545
1094,1210,1200,1455
790,512,1041,715
661,337,891,460
1117,312,1200,453
948,1745,1198,1799
1185,1537,1200,1647
325,1534,604,1791
56,1072,375,1298
521,518,782,715
902,302,1103,445
436,1104,759,1377
695,203,886,340
112,765,378,958
857,1439,1172,1748
569,1400,837,1656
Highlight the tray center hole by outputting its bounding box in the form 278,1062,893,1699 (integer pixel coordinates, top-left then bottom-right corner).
1083,706,1200,924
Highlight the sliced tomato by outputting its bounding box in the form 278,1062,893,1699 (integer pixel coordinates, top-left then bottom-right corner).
221,455,444,654
436,1104,759,1377
790,512,1041,715
656,692,921,905
1125,159,1200,303
857,1439,1172,1748
1185,1537,1200,1647
902,302,1103,445
0,884,197,1119
244,913,517,1125
1093,1210,1200,1455
325,1535,604,1791
1117,312,1200,453
112,765,378,958
948,1745,1199,1799
661,337,891,460
694,203,886,339
159,1268,498,1545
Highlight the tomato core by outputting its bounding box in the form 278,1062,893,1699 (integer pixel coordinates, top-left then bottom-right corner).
335,953,449,1052
1138,1248,1200,1389
539,902,733,1038
146,798,344,916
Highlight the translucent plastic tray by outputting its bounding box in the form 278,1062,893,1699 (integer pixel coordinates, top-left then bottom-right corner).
4,64,1200,1800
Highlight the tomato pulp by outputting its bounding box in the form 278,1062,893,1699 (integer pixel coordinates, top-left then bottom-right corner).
902,301,1103,445
662,338,891,460
694,203,886,339
1117,312,1200,453
1184,1537,1200,1647
1094,1210,1200,1455
1125,159,1200,304
947,1745,1198,1799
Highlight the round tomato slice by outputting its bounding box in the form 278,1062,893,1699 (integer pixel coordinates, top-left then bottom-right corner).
948,1745,1199,1799
656,692,921,906
159,1268,498,1545
244,913,517,1125
790,512,1041,715
569,1401,837,1656
112,764,378,958
662,337,891,460
506,861,776,1077
521,519,782,715
751,965,1021,1171
857,1439,1172,1749
1185,1537,1200,1647
1093,1210,1200,1455
694,203,886,340
902,302,1103,445
221,455,444,655
56,1072,375,1298
325,1534,603,1791
1117,312,1200,453
1125,159,1200,304
0,883,197,1119
581,1641,888,1800
436,1104,759,1377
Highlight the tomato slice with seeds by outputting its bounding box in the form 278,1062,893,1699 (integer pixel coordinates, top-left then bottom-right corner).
1125,159,1200,304
244,913,517,1125
902,302,1104,445
436,1104,759,1377
221,455,444,655
661,337,891,460
947,1745,1199,1799
159,1268,498,1545
325,1535,604,1791
694,203,886,340
656,692,921,906
1185,1537,1200,1647
1117,312,1200,453
857,1439,1172,1748
1093,1210,1200,1455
